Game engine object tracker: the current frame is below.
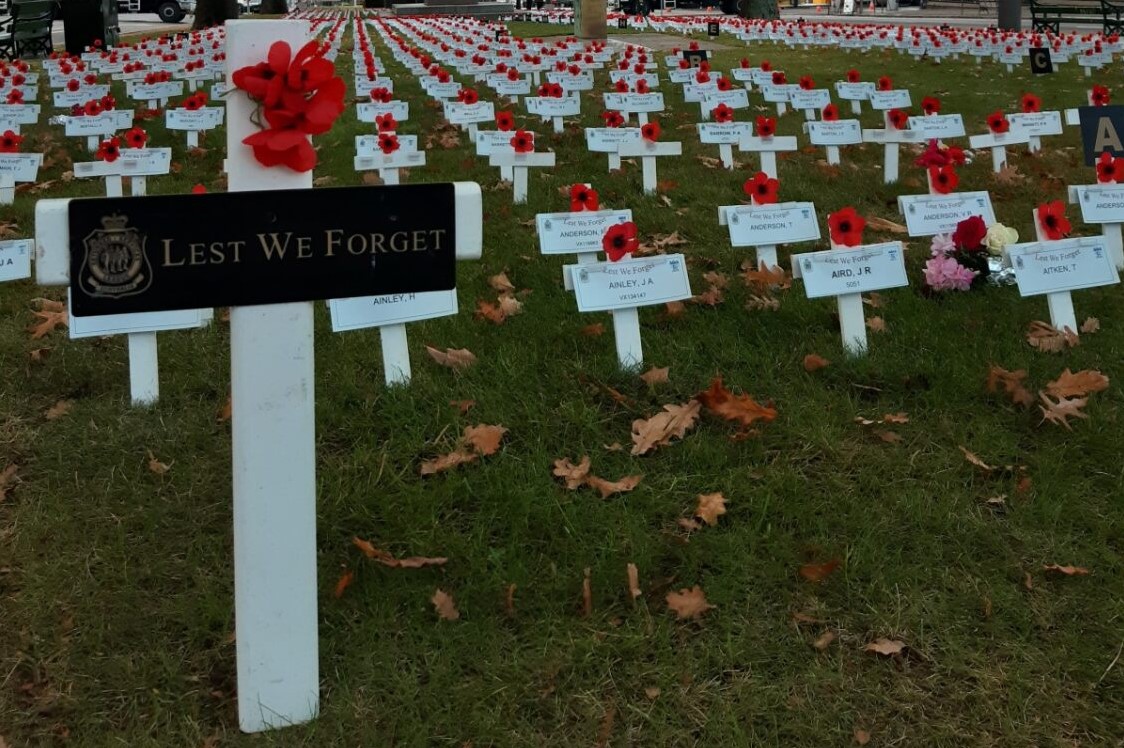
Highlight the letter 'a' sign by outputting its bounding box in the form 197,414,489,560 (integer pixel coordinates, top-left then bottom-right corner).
1079,105,1124,166
1029,47,1053,74
68,184,457,317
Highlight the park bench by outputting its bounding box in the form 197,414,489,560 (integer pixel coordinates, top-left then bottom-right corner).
1029,0,1124,34
0,0,54,59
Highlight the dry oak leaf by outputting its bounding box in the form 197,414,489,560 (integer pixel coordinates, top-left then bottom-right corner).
799,558,841,583
690,286,725,306
631,400,701,455
45,400,73,420
803,354,831,372
864,638,907,656
702,271,730,289
994,164,1026,185
425,345,477,370
664,300,686,319
431,589,460,620
146,450,172,475
333,570,354,598
854,728,872,745
31,297,64,312
666,585,715,620
986,365,1035,408
1026,320,1078,353
746,294,781,312
581,323,606,337
1081,317,1100,334
553,455,592,490
875,429,902,444
812,629,837,652
1044,368,1109,399
627,563,642,600
695,492,727,526
640,366,670,386
420,449,478,475
0,464,18,502
1038,392,1089,430
585,473,644,499
697,377,778,428
353,537,448,568
475,299,507,324
882,412,909,424
463,424,508,456
959,446,993,471
28,308,69,339
1042,563,1091,576
498,294,523,318
488,272,515,293
866,316,887,333
742,263,791,292
865,216,908,234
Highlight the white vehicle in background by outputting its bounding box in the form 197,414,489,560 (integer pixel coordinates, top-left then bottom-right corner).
116,0,195,22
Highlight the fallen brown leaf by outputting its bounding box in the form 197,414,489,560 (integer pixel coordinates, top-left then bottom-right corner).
697,377,777,428
986,365,1034,408
631,400,701,455
333,570,354,598
425,345,477,370
695,492,727,526
488,272,515,293
867,316,887,333
45,400,73,420
666,585,714,620
812,629,837,651
865,216,908,234
353,537,448,568
864,638,906,656
1042,563,1090,576
432,589,460,620
0,464,18,502
627,563,642,600
800,558,841,583
581,323,606,337
28,308,69,339
585,473,644,499
640,366,669,386
581,567,593,617
146,450,172,475
854,728,872,745
553,455,592,490
803,354,831,372
959,446,993,471
504,583,516,617
1038,391,1089,430
1080,317,1100,334
1044,368,1109,398
1026,320,1078,353
463,424,507,456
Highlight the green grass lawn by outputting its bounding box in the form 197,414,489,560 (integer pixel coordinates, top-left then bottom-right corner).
3,20,1124,747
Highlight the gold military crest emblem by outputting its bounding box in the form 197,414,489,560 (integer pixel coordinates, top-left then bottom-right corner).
78,214,152,299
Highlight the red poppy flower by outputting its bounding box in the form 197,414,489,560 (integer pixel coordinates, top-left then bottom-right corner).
602,221,639,262
799,75,814,90
6,89,23,104
496,110,514,132
377,133,399,154
678,59,690,70
83,73,97,85
713,103,734,123
1091,84,1110,106
696,70,711,84
100,95,115,111
952,215,986,249
716,76,732,92
0,129,22,153
243,128,316,172
1096,151,1124,183
614,78,629,93
370,87,392,103
887,108,909,130
124,127,147,149
846,68,860,82
83,99,103,116
928,165,958,194
507,68,520,82
822,103,840,122
743,171,779,205
375,113,397,133
633,63,645,75
641,121,660,142
191,184,207,194
921,96,940,115
1020,93,1042,113
602,110,624,128
635,79,650,94
771,71,787,85
760,60,773,71
828,206,866,246
987,111,1009,134
570,184,599,211
458,88,479,105
1037,200,1070,240
66,79,80,92
876,75,892,91
233,40,334,109
96,136,121,163
511,130,534,153
756,116,776,137
739,57,750,68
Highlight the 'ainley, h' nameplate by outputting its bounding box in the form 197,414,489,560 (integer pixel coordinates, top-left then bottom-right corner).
68,184,457,317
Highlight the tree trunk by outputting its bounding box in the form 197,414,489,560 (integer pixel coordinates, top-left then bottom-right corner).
740,0,778,18
193,0,238,28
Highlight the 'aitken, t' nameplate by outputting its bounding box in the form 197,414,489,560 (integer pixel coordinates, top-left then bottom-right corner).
68,184,457,317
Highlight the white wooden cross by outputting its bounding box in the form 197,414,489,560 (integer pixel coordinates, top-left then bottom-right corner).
737,133,797,179
718,200,820,269
1008,110,1063,153
861,126,926,184
697,121,751,170
64,109,134,152
0,152,42,204
585,126,641,172
35,21,483,733
967,128,1031,172
1069,182,1124,269
804,119,861,166
165,105,225,149
489,149,555,203
354,134,425,186
617,139,682,195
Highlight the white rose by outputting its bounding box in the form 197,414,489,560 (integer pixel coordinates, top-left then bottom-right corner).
985,223,1018,256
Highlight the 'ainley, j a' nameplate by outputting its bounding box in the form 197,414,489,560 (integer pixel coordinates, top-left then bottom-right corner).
68,184,457,317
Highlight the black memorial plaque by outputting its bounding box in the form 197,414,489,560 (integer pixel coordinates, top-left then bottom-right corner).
1078,105,1124,166
707,21,719,37
617,17,627,29
682,50,709,68
68,183,458,317
1029,47,1053,74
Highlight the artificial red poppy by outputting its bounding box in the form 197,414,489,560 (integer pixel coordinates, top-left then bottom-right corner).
799,75,814,90
0,129,22,153
712,103,734,123
739,57,750,68
370,87,392,103
828,206,866,246
635,79,650,94
602,110,624,128
641,120,660,141
1020,93,1042,113
987,111,1009,134
96,136,121,163
376,113,397,132
507,68,520,82
678,59,690,70
1095,151,1124,183
243,128,316,172
6,89,23,104
952,215,986,249
633,63,645,75
876,75,892,91
695,70,711,84
716,76,732,91
83,99,103,116
1037,200,1071,240
570,183,599,211
496,110,514,132
821,103,840,122
191,184,206,194
743,171,779,205
66,79,80,92
83,73,97,85
602,221,639,262
458,88,479,105
614,78,629,93
377,132,399,154
887,108,909,130
921,96,940,115
124,127,147,149
771,71,787,85
511,129,534,153
928,165,958,194
756,116,776,137
100,94,115,111
760,60,773,71
1091,84,1110,106
845,68,860,82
